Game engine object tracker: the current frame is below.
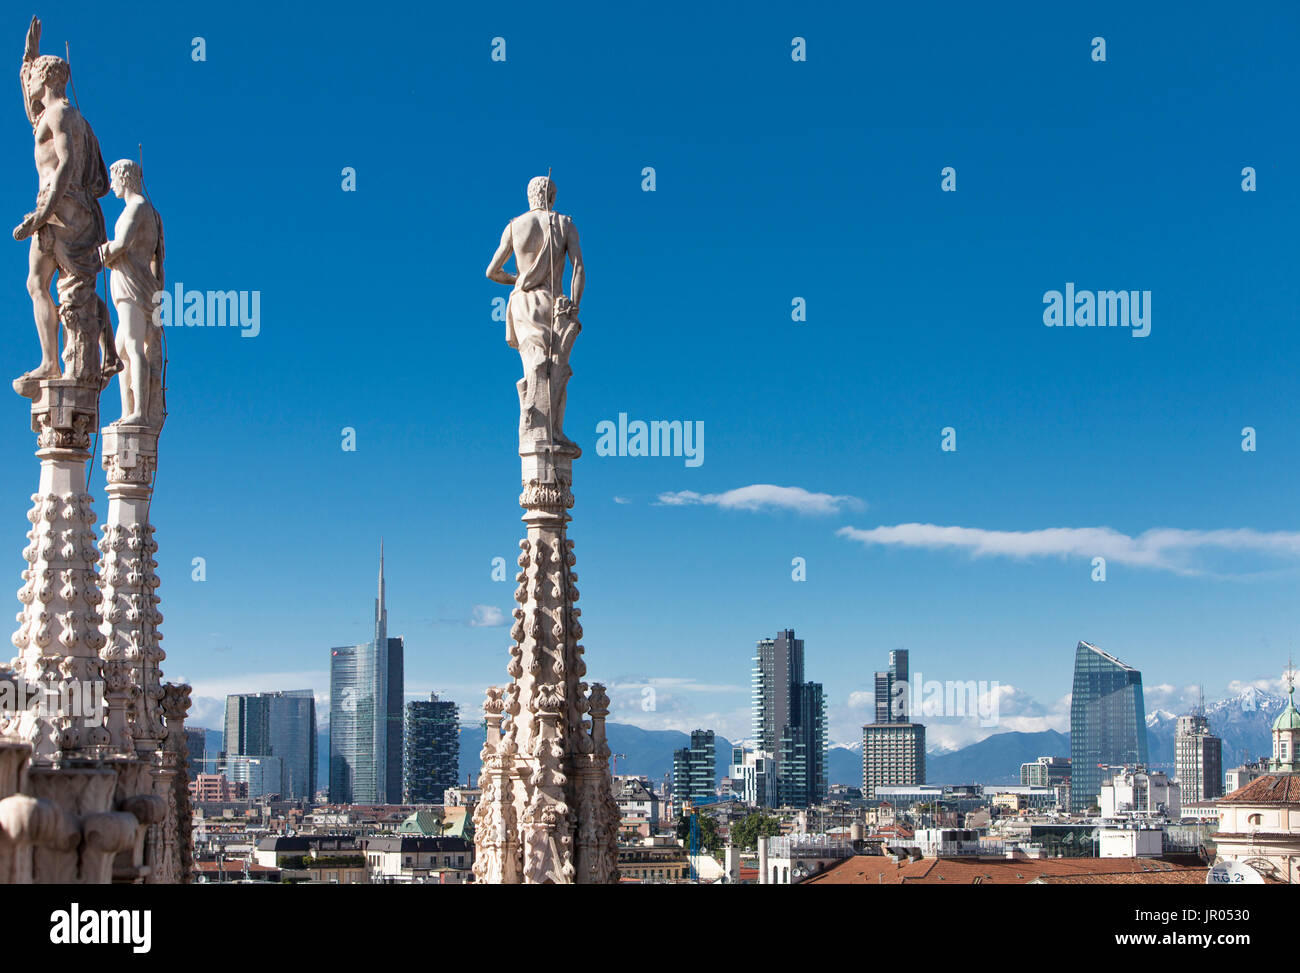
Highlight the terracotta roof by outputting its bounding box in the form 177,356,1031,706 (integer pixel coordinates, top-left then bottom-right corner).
800,856,1200,885
1220,774,1300,804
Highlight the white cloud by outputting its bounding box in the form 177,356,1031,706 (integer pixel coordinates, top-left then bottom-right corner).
838,523,1300,576
469,604,507,628
612,496,632,505
658,484,863,516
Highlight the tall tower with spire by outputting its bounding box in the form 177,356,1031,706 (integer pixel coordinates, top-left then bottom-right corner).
329,542,404,804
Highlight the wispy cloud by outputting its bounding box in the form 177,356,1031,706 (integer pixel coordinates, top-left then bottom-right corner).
469,604,508,628
658,484,863,516
613,496,632,505
837,523,1300,576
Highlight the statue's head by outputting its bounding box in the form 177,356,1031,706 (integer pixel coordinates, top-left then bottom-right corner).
109,159,143,199
527,176,556,211
27,54,69,100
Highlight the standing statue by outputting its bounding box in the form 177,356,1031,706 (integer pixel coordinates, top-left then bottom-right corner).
486,176,585,450
12,16,119,397
99,159,164,426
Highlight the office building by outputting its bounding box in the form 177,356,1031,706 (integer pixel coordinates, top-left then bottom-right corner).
330,542,405,804
752,628,828,807
778,681,826,808
1069,641,1148,812
403,692,459,804
1175,710,1223,802
1021,755,1071,788
184,727,207,781
874,649,909,723
861,722,925,800
219,690,317,800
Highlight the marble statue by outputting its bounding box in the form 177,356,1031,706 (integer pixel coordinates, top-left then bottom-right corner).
99,159,164,427
486,176,585,450
12,16,119,398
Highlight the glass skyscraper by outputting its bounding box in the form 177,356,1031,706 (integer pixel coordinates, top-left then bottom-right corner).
1069,641,1148,812
671,729,716,816
221,690,317,800
330,542,405,805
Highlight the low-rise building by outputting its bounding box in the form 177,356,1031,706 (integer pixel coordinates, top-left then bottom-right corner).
617,836,688,883
362,836,474,884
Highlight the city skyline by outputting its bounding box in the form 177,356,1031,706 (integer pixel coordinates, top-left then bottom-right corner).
5,3,1294,759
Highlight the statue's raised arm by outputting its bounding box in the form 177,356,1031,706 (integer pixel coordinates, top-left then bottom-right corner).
19,17,40,128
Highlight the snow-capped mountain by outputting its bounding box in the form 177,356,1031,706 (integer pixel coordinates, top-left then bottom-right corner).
1145,688,1286,772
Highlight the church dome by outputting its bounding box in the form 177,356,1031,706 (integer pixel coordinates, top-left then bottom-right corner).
1273,690,1300,731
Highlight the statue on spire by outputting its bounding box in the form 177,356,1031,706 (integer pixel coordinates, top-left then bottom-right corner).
12,16,120,397
485,176,584,453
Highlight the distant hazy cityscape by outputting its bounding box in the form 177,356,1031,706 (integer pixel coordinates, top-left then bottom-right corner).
188,550,1300,884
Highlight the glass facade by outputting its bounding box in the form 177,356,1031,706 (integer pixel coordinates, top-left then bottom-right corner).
221,690,317,800
671,729,716,814
329,545,404,805
1069,641,1148,812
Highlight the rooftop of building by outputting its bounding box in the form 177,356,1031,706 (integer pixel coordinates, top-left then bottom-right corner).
362,835,472,853
1077,641,1138,672
800,854,1203,885
1220,773,1300,805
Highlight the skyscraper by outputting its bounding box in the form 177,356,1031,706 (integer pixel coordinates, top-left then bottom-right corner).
874,649,909,723
219,690,317,800
862,648,924,799
403,692,460,804
330,542,405,805
671,729,716,815
1175,710,1223,803
1069,641,1148,812
751,629,826,807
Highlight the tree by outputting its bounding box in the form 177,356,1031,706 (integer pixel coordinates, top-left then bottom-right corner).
731,811,781,851
675,813,722,855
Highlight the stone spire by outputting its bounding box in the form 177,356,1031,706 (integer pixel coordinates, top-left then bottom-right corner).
474,178,618,884
0,20,187,883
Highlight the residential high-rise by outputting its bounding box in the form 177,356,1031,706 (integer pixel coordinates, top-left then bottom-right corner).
330,542,405,805
861,723,925,800
753,629,803,752
671,729,716,815
219,690,317,800
874,649,909,723
1069,641,1149,812
1175,710,1223,803
403,693,460,804
751,628,827,807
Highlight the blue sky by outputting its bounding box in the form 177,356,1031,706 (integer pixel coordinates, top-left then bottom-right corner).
1,2,1297,749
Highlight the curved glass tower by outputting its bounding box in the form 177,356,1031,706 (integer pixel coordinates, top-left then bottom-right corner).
1069,641,1148,812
